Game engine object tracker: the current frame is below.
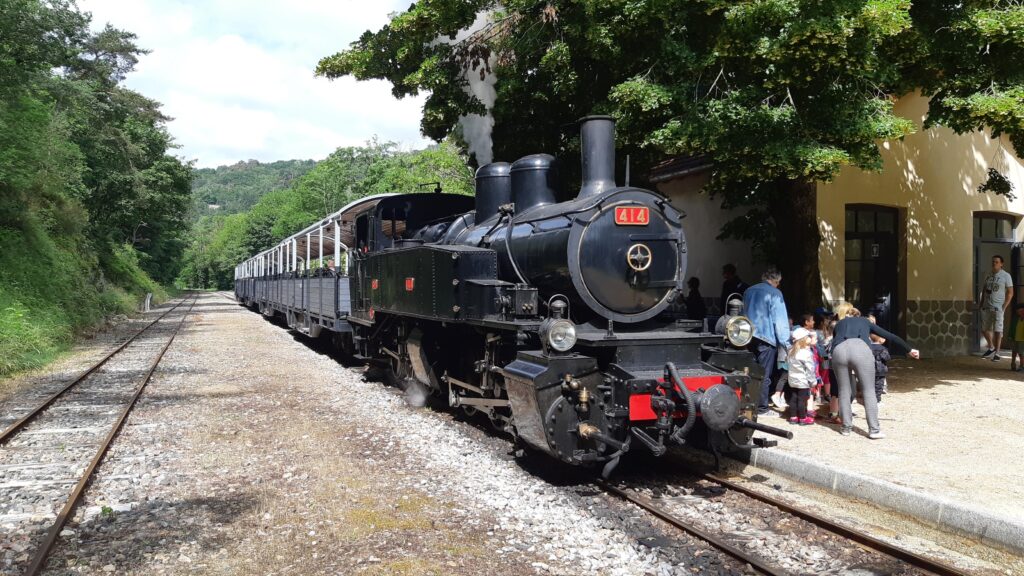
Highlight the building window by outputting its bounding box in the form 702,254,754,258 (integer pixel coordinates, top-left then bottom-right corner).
973,213,1015,240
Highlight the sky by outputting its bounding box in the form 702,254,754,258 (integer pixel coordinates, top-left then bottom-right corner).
77,0,432,168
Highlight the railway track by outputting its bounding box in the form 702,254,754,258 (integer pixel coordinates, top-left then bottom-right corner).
0,295,197,576
600,472,969,576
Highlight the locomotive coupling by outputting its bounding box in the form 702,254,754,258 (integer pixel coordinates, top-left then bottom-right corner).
735,417,794,440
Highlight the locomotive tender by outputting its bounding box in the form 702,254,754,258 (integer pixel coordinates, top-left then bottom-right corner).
234,117,790,476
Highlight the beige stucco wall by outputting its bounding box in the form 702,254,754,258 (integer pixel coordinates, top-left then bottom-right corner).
817,93,1024,303
657,172,761,308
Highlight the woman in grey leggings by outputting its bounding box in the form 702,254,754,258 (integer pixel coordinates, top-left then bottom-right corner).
831,302,920,439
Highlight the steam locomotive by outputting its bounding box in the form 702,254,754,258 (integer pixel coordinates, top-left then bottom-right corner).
234,116,791,476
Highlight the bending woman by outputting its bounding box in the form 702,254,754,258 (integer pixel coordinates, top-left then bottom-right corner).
831,302,920,439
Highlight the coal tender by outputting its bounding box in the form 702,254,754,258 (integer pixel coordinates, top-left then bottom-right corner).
234,116,791,476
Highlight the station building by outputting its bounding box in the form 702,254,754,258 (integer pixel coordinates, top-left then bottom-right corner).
654,93,1024,357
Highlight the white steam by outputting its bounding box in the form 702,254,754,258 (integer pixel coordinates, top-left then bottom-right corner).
444,12,497,166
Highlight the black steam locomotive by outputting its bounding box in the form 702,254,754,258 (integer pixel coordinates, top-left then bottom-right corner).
234,117,790,476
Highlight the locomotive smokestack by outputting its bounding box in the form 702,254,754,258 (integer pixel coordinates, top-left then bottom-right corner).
474,162,511,222
578,115,616,198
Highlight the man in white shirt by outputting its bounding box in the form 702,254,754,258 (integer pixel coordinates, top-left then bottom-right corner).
980,255,1014,361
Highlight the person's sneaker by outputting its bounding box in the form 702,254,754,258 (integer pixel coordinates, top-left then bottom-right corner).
982,348,995,359
1017,366,1024,373
840,427,852,436
800,417,815,426
788,416,799,425
992,354,1002,362
868,431,886,440
771,392,788,410
756,408,771,416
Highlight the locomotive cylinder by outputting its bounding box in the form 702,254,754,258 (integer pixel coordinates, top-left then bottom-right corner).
474,162,512,222
579,115,617,198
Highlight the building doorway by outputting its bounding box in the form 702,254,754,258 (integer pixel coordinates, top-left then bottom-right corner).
972,212,1018,353
845,205,900,333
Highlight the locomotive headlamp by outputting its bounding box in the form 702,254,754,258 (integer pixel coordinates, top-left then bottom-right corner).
724,316,754,347
546,319,578,352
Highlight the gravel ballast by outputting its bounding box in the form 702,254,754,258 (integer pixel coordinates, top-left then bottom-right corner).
17,294,744,575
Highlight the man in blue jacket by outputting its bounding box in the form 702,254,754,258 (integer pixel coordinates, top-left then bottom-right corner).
742,267,793,415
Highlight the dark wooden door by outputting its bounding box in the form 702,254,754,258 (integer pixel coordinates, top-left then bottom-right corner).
845,206,899,332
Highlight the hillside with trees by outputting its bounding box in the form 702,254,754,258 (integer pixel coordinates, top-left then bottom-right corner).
177,139,474,290
191,159,317,220
0,0,192,375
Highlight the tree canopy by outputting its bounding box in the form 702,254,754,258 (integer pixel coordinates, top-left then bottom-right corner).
317,0,1024,307
1,0,191,373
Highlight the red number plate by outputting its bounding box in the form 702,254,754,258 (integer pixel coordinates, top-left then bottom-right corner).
614,206,650,226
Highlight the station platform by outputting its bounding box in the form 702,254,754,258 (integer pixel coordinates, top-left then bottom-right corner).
740,356,1024,553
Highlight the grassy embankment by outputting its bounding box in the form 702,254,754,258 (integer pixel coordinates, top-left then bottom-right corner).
0,217,168,376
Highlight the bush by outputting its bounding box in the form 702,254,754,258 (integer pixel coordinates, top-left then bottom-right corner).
0,218,166,376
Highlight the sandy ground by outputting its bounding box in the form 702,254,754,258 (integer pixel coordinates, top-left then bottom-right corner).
754,355,1024,522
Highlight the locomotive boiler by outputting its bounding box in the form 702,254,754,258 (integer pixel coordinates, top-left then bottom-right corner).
234,116,791,476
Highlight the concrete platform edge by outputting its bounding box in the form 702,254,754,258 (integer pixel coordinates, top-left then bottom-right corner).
730,447,1024,554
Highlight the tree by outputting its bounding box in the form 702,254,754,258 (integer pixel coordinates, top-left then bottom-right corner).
318,0,1024,310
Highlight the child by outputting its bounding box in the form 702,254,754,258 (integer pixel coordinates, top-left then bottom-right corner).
1011,304,1024,372
786,327,816,425
869,339,890,406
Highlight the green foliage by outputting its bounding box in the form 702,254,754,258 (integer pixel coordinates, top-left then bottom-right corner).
192,159,317,220
178,140,474,290
317,0,1024,308
0,0,189,375
978,167,1016,201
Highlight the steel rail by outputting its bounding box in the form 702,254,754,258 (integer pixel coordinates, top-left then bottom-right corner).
21,293,198,576
597,480,788,576
702,473,969,576
0,295,193,445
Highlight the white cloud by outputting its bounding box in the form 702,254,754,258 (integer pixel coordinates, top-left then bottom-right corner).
78,0,432,167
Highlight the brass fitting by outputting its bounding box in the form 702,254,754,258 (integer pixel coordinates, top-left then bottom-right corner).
578,423,599,439
578,387,590,405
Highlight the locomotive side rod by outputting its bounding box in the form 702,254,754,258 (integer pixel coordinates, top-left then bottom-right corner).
597,480,789,576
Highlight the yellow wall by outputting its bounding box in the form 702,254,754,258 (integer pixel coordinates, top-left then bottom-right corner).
818,93,1024,303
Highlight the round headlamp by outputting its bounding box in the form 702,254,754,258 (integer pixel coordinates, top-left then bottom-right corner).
724,315,754,347
546,319,577,352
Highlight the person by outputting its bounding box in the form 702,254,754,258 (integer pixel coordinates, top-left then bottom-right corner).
868,339,890,408
684,277,708,321
867,314,888,395
979,255,1014,361
742,267,792,415
831,301,920,439
720,264,749,313
786,327,816,425
1011,304,1024,372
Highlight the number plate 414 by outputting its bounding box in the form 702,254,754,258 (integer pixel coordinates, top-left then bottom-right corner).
614,206,650,226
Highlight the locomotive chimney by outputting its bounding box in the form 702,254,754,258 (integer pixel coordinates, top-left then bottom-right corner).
578,115,616,198
474,162,511,222
510,154,558,212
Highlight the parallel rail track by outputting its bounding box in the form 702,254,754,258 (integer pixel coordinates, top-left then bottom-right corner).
600,473,969,576
0,295,197,576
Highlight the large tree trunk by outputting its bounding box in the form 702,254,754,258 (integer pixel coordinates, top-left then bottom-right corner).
767,178,823,314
